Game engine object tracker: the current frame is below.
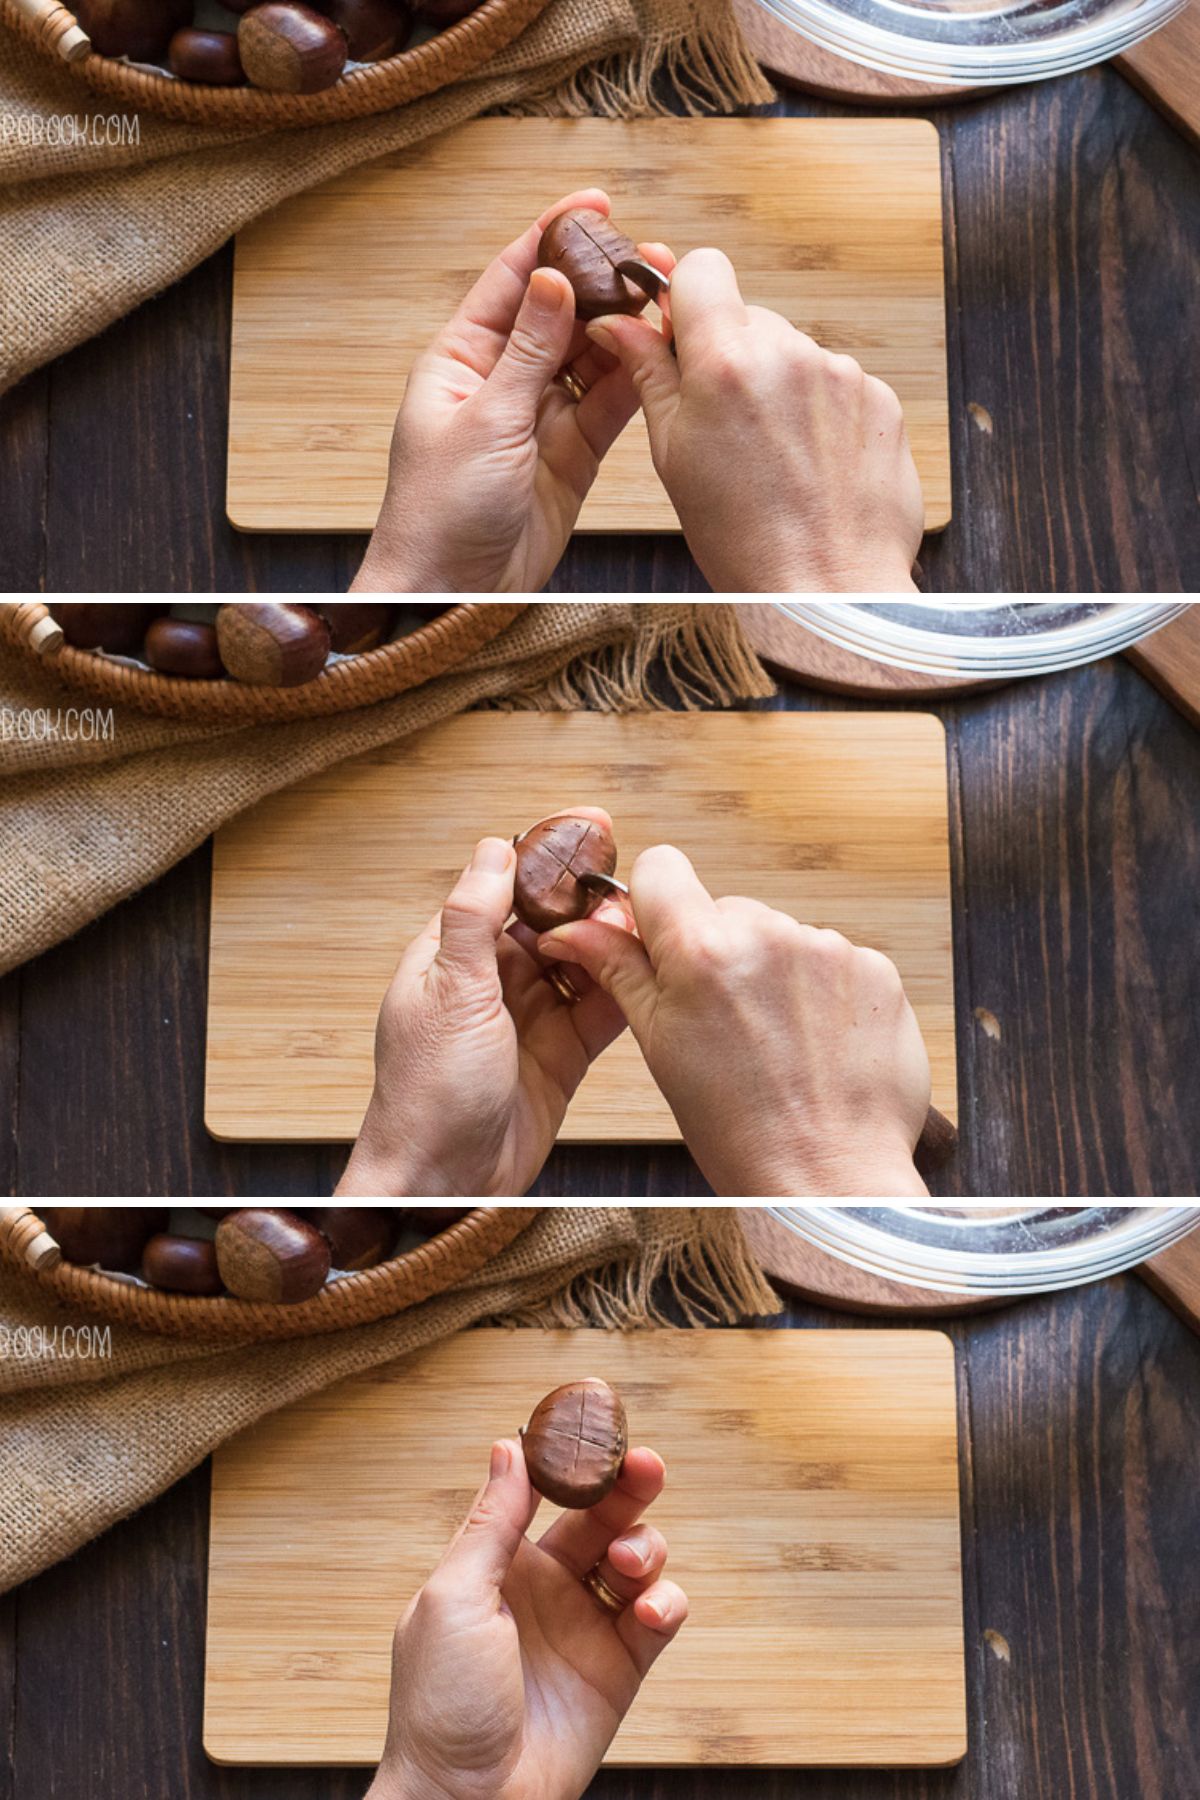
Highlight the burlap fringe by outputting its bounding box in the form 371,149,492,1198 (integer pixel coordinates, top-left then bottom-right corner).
504,4,776,118
498,1209,782,1330
490,603,776,713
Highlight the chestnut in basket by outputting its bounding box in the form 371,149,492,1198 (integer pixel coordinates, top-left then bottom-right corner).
321,0,415,61
74,0,191,60
416,0,484,20
216,603,332,687
406,1207,470,1236
43,1208,168,1274
238,3,349,93
168,28,246,86
538,209,655,321
144,618,225,679
521,1378,627,1509
308,1207,396,1271
54,604,163,657
142,1234,224,1296
513,814,618,933
313,603,393,655
216,1208,332,1303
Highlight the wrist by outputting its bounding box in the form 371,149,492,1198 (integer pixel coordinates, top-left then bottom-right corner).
338,1104,457,1199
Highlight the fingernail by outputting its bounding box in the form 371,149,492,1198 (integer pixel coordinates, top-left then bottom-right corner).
641,1596,665,1624
586,321,618,355
529,267,568,312
618,1532,648,1569
490,1440,511,1479
536,933,576,962
473,837,513,874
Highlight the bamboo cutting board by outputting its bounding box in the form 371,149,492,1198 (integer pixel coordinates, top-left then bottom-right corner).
227,118,951,534
205,711,957,1144
205,1328,966,1767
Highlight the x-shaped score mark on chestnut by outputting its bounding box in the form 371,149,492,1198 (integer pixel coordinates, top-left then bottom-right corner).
511,814,620,933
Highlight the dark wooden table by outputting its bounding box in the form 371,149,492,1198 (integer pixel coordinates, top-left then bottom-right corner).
1,72,1198,591
2,1276,1198,1800
2,647,1199,1197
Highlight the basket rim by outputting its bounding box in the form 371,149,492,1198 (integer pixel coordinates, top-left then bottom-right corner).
2,0,553,127
0,602,529,720
0,1205,540,1339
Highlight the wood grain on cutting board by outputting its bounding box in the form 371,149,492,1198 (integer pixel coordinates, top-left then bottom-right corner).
227,117,951,534
205,711,957,1144
205,1329,966,1767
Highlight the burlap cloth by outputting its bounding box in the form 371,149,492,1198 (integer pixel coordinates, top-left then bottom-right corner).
0,601,775,977
0,1206,782,1593
0,0,773,396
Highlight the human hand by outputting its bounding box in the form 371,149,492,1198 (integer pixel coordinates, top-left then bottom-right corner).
584,248,924,592
366,1437,687,1800
338,813,629,1198
352,190,675,594
537,847,931,1196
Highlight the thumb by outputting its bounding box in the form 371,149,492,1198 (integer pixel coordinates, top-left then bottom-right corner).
482,267,576,422
585,313,680,440
437,1439,537,1608
436,837,516,977
538,915,659,1035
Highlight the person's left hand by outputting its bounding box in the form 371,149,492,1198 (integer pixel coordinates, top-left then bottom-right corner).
337,811,631,1197
352,189,675,593
366,1437,687,1800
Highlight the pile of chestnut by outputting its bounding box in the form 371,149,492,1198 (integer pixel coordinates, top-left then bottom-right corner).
42,1206,470,1303
74,1,483,94
51,603,446,688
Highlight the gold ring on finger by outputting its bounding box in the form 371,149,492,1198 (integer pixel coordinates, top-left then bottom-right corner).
555,365,590,404
582,1564,627,1616
543,965,583,1006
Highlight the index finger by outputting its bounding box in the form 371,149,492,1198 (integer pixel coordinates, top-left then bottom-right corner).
668,246,749,352
628,844,719,961
428,189,612,381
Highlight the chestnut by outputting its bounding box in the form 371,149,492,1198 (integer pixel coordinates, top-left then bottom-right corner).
74,0,191,60
142,1234,224,1295
216,1208,331,1303
313,602,393,655
320,0,413,61
53,604,163,656
144,618,225,679
307,1207,396,1270
168,28,246,85
512,814,618,933
405,1207,470,1236
43,1208,168,1273
521,1378,627,1509
216,603,332,686
238,3,348,93
538,209,654,321
416,0,482,21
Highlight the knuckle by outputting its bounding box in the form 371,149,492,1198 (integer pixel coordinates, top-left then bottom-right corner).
867,373,904,420
827,351,865,387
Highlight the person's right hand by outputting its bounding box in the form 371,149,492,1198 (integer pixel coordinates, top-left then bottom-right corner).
537,847,932,1197
584,249,925,592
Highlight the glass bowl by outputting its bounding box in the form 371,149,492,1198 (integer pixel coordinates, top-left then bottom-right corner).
753,0,1189,89
768,1205,1200,1295
774,601,1188,679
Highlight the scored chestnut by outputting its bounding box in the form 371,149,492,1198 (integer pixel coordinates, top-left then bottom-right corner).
144,618,225,679
321,0,414,61
216,603,332,686
538,209,654,321
512,814,618,933
238,3,348,93
215,1208,332,1303
307,1206,396,1271
313,602,393,655
521,1377,627,1509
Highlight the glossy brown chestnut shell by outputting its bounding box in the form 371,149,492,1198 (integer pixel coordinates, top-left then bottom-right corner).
521,1377,627,1509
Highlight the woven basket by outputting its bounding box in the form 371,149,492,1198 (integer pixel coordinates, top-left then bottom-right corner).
0,1205,539,1339
0,601,527,721
3,0,552,125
